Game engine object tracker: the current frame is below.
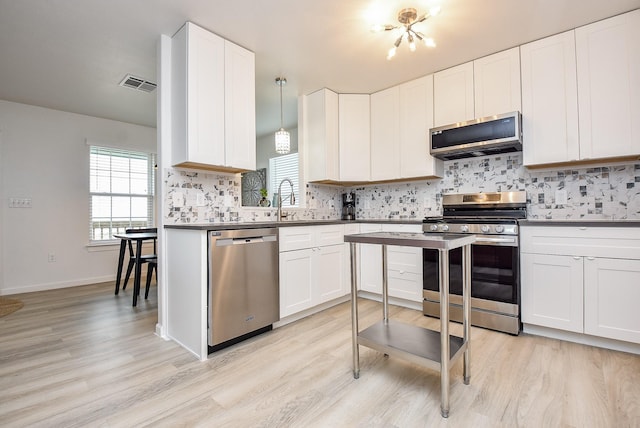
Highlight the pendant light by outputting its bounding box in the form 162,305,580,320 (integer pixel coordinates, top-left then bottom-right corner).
275,77,290,154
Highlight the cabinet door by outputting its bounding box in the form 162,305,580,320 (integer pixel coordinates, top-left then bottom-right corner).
433,62,474,126
314,244,346,303
224,41,256,171
279,249,314,318
172,22,225,167
521,30,580,165
576,10,640,159
521,253,584,333
473,47,522,118
339,94,371,182
305,89,339,182
584,257,640,344
370,87,400,181
399,75,443,179
359,224,383,293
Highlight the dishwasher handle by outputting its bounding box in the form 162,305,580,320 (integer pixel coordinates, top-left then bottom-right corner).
216,234,277,246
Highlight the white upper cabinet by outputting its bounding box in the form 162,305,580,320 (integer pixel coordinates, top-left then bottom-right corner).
576,9,640,160
521,31,580,166
434,61,474,126
223,41,256,171
473,47,522,118
171,22,225,168
370,86,400,181
304,89,339,183
171,22,256,172
339,94,371,182
399,75,443,179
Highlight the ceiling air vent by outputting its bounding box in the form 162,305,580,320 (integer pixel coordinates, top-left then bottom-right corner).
119,74,157,93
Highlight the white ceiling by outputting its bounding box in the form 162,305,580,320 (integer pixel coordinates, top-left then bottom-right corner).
1,0,639,138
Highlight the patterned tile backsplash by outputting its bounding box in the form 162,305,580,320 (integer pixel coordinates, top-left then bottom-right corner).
164,154,640,224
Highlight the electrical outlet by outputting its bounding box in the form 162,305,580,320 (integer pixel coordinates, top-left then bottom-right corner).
196,193,206,206
364,200,371,210
9,197,32,208
555,189,567,205
48,253,56,263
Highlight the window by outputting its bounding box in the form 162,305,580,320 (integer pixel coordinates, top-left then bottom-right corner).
89,146,155,243
269,153,299,207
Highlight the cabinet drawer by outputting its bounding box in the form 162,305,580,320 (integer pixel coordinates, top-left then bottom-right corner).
521,226,640,259
279,225,344,252
279,227,315,252
315,224,345,247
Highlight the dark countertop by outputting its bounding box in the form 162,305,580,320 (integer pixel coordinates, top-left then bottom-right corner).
164,219,423,230
519,220,640,227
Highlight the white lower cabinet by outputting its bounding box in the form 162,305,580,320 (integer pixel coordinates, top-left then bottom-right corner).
279,225,347,318
521,253,584,333
521,226,640,345
359,224,383,294
359,223,423,303
584,257,640,343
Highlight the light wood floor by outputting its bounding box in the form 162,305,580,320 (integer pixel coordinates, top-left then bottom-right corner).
1,282,639,427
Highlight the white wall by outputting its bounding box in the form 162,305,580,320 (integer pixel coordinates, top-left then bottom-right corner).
0,100,156,295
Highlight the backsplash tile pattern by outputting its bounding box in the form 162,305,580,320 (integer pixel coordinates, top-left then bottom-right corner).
164,155,640,224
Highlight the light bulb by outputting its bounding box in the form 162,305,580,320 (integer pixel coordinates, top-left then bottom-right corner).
409,33,416,52
424,38,436,48
387,46,397,60
371,24,384,32
429,6,441,16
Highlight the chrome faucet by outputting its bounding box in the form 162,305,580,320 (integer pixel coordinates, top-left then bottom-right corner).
277,178,296,221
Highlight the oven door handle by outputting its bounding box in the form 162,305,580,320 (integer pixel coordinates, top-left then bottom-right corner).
474,236,518,246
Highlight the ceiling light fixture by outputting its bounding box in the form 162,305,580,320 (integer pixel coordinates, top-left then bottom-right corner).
274,77,290,155
372,6,441,60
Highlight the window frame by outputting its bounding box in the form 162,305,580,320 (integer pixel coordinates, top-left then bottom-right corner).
88,145,156,245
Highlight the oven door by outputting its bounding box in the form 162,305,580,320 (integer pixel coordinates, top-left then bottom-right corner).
422,234,519,315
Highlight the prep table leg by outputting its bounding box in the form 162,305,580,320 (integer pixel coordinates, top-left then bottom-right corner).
350,242,360,379
382,244,389,324
439,249,450,418
463,244,471,385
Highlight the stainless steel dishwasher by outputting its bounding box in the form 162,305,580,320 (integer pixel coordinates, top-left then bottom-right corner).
208,228,279,351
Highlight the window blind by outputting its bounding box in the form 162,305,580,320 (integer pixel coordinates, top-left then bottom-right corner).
269,153,299,207
89,146,156,242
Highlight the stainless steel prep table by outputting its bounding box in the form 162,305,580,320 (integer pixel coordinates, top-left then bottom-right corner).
344,231,475,418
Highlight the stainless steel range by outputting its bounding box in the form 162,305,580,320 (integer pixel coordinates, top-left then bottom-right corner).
422,191,527,335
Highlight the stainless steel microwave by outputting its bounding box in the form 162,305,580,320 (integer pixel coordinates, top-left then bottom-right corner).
430,111,522,160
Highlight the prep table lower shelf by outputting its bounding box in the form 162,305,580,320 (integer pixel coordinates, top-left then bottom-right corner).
358,320,466,371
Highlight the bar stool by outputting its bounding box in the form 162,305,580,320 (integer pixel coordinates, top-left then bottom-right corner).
121,227,157,305
145,258,157,299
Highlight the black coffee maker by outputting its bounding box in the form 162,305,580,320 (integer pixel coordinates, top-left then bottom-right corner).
342,192,356,220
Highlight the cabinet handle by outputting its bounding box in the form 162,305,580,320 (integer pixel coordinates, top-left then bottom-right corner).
579,227,587,230
573,256,581,260
586,257,595,261
399,270,405,274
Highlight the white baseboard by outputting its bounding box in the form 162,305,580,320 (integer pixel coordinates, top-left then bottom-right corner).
523,323,640,355
0,272,153,296
0,275,116,295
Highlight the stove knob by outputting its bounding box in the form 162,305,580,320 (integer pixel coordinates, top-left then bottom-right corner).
495,225,505,233
481,225,490,233
441,224,449,232
429,224,438,232
460,225,469,233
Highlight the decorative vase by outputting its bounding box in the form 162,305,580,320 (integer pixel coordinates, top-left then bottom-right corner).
259,197,270,207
